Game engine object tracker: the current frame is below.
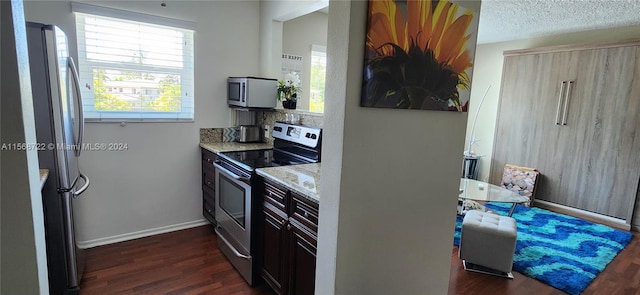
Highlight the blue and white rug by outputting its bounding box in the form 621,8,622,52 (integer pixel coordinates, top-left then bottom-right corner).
453,203,633,295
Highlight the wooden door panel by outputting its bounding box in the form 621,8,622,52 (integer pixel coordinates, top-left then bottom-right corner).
261,205,288,295
560,46,640,218
492,51,573,202
288,224,316,295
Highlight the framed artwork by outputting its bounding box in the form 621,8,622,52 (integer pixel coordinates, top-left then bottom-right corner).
361,0,478,112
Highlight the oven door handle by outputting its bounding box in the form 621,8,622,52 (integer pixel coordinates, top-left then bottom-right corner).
215,226,251,260
213,162,251,184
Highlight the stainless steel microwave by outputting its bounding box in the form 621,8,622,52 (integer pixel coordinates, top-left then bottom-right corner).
227,77,278,109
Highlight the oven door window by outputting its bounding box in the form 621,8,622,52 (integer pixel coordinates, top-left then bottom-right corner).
218,175,246,227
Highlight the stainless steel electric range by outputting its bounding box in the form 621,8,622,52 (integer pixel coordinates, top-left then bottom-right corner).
213,122,322,285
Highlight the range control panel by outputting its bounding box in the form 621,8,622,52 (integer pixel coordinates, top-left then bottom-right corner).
272,122,321,148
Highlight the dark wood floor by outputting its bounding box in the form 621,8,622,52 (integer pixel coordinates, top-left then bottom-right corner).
79,225,274,295
80,225,640,295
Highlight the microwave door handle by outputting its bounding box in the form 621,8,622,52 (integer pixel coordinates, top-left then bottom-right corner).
241,82,246,103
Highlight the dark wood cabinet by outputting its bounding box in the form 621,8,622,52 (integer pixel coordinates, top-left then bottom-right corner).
288,221,317,295
259,179,318,295
261,203,289,294
201,148,217,224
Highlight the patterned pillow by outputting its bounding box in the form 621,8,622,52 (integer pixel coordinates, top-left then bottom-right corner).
502,166,538,197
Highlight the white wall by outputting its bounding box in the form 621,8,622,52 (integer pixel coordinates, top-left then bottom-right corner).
317,1,480,294
23,0,261,245
282,12,328,111
1,0,50,292
465,24,640,182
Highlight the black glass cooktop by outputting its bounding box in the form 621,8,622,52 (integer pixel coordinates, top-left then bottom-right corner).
219,149,314,172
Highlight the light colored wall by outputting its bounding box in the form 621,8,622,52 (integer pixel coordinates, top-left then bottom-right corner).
1,0,50,292
465,24,640,183
316,1,479,293
259,0,328,79
282,12,328,111
23,0,261,245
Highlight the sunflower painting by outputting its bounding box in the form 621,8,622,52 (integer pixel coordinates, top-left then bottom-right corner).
361,0,478,111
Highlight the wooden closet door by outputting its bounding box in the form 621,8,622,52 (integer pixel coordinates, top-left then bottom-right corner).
557,46,640,219
490,51,575,196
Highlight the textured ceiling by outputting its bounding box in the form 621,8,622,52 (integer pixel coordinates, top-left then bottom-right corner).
477,0,640,44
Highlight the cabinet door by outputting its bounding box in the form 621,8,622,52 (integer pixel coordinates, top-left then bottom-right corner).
261,204,289,295
491,51,575,194
201,148,217,224
557,46,640,219
203,187,216,224
288,222,317,295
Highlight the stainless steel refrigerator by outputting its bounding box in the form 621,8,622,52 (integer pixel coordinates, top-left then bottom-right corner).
26,22,90,295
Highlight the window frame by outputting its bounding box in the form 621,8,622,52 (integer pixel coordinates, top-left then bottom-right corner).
72,2,195,122
309,44,326,113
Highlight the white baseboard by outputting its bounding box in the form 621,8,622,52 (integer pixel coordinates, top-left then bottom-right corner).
535,200,631,231
77,219,211,249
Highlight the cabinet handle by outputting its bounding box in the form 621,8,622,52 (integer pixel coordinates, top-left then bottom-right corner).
287,223,292,230
555,81,567,125
207,181,212,186
561,80,574,125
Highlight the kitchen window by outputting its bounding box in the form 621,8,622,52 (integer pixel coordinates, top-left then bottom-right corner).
309,45,326,113
72,3,195,122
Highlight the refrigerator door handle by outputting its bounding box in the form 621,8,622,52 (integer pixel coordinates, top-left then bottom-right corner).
68,57,84,157
73,174,90,198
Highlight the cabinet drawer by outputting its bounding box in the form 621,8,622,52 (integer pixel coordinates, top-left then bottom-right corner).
203,194,215,224
201,148,217,165
264,180,288,213
203,165,216,191
290,193,319,234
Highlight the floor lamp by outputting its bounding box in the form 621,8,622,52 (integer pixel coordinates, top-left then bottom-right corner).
463,85,491,179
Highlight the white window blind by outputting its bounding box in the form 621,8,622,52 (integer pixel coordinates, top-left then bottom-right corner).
73,4,194,122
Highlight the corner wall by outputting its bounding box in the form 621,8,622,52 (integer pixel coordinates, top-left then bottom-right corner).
1,0,50,292
316,1,479,293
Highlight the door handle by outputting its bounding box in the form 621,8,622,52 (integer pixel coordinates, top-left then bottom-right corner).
73,174,90,198
213,162,251,184
561,80,574,125
555,81,567,125
68,57,84,157
215,226,251,260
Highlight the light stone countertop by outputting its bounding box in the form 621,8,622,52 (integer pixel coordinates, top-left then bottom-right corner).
39,169,49,189
256,163,321,204
200,142,273,154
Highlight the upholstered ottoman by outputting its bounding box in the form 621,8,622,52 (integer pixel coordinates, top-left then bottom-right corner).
459,210,517,278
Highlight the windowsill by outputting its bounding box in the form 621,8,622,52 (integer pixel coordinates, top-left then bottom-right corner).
85,118,195,123
275,108,324,117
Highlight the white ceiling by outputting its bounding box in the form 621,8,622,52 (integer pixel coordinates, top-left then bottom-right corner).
478,0,640,44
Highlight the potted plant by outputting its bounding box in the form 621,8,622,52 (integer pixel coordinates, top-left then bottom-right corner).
278,72,301,109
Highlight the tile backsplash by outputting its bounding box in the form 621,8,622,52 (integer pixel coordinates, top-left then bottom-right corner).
259,109,323,128
200,109,323,144
259,109,324,144
200,128,222,143
199,127,239,143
